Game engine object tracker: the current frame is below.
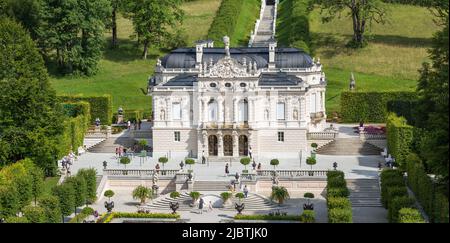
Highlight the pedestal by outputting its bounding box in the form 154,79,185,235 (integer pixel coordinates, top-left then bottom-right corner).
117,114,124,124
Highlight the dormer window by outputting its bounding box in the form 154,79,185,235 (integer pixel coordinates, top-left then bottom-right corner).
210,83,217,88
240,83,247,87
225,83,232,88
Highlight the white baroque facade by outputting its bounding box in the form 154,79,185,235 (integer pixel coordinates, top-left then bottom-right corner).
148,37,326,160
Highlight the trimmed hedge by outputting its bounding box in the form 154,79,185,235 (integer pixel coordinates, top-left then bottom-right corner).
207,0,244,44
406,153,449,223
98,212,180,223
380,169,405,208
388,196,415,223
327,187,350,198
328,208,352,223
327,197,351,210
398,208,425,223
59,95,112,125
340,91,417,123
386,113,414,169
300,210,315,223
234,214,302,221
277,0,313,53
123,110,143,122
59,102,91,156
386,186,408,209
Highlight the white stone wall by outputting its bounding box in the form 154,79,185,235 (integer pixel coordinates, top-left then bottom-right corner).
152,129,198,158
257,129,307,159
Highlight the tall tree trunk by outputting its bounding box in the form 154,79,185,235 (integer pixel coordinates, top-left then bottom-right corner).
112,8,118,48
142,40,149,59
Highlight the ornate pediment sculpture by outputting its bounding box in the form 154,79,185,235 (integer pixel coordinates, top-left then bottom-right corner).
200,56,259,78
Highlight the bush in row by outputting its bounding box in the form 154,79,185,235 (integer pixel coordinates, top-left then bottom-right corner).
388,196,415,223
68,207,94,223
328,208,352,223
327,197,351,210
327,187,350,198
98,212,180,223
398,208,425,223
58,101,91,156
406,153,449,223
380,169,405,208
340,91,417,123
234,214,302,221
59,94,112,125
386,113,415,169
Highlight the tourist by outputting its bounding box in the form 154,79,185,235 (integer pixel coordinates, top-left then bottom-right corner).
138,119,142,130
127,120,131,130
119,146,123,157
208,201,213,212
252,160,257,171
103,161,108,170
198,197,204,214
115,147,119,157
155,163,160,174
225,163,229,177
333,162,338,170
378,161,382,171
257,163,261,170
243,185,249,198
134,120,137,130
248,146,252,159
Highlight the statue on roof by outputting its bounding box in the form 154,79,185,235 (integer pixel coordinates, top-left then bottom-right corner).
223,36,230,57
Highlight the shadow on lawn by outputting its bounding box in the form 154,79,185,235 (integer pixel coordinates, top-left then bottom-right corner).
103,38,160,63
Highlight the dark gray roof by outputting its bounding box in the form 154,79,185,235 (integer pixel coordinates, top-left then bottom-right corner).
259,73,303,86
162,74,197,86
161,47,313,69
160,73,303,87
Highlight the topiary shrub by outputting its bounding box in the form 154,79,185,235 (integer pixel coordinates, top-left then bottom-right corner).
158,157,169,170
221,192,232,205
240,157,251,171
185,158,195,171
398,208,425,223
270,159,279,170
104,190,114,202
81,206,94,215
170,191,180,199
306,157,316,170
120,157,131,169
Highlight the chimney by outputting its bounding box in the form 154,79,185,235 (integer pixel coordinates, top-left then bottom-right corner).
268,37,277,69
196,40,205,67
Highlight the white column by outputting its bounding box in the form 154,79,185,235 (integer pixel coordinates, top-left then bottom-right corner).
218,131,224,157
232,131,239,157
203,97,208,122
218,97,224,123
233,98,238,123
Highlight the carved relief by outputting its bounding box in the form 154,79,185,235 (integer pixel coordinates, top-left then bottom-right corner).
200,56,260,78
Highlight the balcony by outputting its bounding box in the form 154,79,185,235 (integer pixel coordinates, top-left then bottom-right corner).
204,122,249,129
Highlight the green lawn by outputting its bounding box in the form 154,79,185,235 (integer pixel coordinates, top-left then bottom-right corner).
308,3,439,115
230,0,260,47
50,0,222,114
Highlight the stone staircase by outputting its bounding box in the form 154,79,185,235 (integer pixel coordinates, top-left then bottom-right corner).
315,138,382,155
145,192,288,212
193,180,231,191
347,179,383,207
87,137,136,153
206,157,242,163
83,138,105,150
252,5,275,47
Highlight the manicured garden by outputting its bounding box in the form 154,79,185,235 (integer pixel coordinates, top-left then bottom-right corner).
326,171,352,223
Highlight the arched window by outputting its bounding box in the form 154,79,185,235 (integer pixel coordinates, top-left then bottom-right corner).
208,99,218,122
238,99,248,122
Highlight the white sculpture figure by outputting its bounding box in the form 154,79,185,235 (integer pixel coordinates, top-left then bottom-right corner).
350,72,356,90
293,109,299,120
223,36,230,57
160,109,165,120
157,58,161,66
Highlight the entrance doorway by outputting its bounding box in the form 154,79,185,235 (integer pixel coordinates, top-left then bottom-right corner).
208,135,218,156
223,135,233,156
239,135,248,156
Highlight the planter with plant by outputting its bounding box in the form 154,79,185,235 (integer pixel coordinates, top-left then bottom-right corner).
104,190,114,202
158,157,168,171
132,185,152,205
234,192,245,215
270,186,290,206
138,139,148,151
185,158,195,173
221,192,232,207
120,157,131,172
303,192,314,210
306,157,316,175
189,191,200,206
169,191,180,214
270,159,279,171
240,157,251,173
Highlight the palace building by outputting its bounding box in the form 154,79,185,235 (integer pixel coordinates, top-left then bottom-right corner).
148,36,327,160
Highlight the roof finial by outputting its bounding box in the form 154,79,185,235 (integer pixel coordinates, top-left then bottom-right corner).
223,36,230,57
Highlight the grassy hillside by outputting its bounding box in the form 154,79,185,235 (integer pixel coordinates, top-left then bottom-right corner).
50,0,222,114
307,3,439,115
230,0,260,46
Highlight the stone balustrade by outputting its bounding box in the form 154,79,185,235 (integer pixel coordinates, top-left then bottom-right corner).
307,131,338,140
256,169,328,177
103,169,179,177
359,131,386,140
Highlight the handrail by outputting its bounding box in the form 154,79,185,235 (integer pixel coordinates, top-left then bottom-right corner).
103,169,179,177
